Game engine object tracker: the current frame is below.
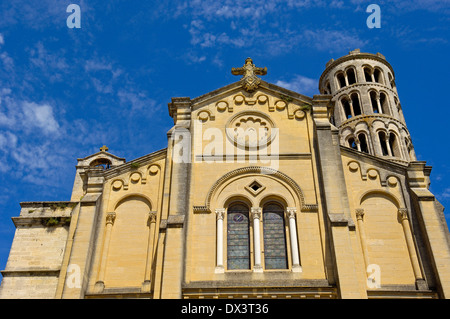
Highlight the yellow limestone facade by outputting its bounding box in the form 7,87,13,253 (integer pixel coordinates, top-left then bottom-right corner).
1,50,450,299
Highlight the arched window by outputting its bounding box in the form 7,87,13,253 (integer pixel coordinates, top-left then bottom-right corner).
341,98,352,119
348,137,358,150
378,131,389,156
358,133,369,153
389,133,400,158
388,73,396,90
346,68,357,85
336,72,346,89
227,203,251,270
323,81,331,94
90,158,112,169
380,92,390,115
370,91,379,113
262,203,288,269
405,138,415,160
364,67,373,82
351,93,362,116
373,68,384,84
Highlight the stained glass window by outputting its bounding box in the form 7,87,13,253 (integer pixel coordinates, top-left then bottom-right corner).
263,203,288,269
227,204,250,270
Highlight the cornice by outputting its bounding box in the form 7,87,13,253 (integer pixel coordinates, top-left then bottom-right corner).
319,53,395,87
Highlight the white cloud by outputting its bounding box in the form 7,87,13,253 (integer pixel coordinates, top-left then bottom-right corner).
117,89,158,113
186,52,207,64
180,1,367,55
275,74,319,96
0,33,4,46
440,188,450,199
22,101,60,135
84,58,123,78
29,42,68,70
350,0,450,12
302,29,368,53
0,131,18,152
0,52,14,72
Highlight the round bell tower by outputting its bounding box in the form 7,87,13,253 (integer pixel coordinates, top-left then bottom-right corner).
319,49,416,164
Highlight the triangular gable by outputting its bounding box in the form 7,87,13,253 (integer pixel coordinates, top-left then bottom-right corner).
168,80,314,125
77,151,126,167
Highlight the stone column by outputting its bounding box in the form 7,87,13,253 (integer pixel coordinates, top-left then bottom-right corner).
348,100,355,118
251,207,263,272
215,208,225,273
355,137,361,152
385,134,393,156
286,208,301,272
142,212,157,292
355,209,369,269
397,208,427,289
376,96,383,114
94,211,116,292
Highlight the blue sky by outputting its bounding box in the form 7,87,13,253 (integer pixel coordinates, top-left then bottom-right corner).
0,0,449,279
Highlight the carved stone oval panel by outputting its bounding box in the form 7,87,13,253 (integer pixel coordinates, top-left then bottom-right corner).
226,111,277,149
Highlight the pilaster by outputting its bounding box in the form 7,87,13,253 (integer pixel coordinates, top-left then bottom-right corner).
159,97,192,299
408,161,450,298
313,95,367,299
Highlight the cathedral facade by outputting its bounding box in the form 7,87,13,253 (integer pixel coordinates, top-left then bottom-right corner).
1,50,449,299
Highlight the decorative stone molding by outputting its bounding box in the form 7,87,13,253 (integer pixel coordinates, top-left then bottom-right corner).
168,97,192,124
193,206,209,214
148,212,157,224
328,213,349,227
216,101,231,112
397,208,409,222
197,110,215,122
332,82,398,99
225,110,277,149
194,166,318,214
166,215,185,228
286,207,297,219
319,52,394,85
355,208,365,221
244,180,266,197
112,179,124,191
250,207,262,221
338,114,410,136
106,212,116,225
215,208,225,221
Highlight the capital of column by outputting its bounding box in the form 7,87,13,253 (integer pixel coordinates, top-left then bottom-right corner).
286,207,297,219
215,208,226,221
397,208,409,222
148,211,157,224
355,208,365,221
106,212,116,225
250,207,262,221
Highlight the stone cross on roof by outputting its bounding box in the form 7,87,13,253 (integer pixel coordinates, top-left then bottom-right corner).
231,57,267,92
100,145,109,152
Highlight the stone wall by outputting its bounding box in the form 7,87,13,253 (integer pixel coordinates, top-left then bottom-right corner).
0,202,72,298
